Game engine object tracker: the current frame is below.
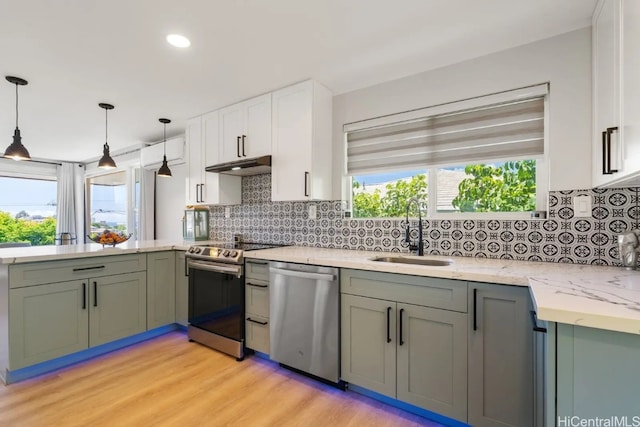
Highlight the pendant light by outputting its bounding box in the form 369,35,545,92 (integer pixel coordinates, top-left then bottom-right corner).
97,103,116,169
4,76,31,161
157,118,172,177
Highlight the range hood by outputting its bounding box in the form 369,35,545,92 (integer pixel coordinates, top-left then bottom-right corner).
205,155,271,176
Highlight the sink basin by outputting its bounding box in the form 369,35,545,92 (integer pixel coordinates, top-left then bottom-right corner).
370,256,453,266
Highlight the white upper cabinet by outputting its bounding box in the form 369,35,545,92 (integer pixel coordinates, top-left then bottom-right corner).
219,93,271,163
271,80,333,201
185,112,241,206
593,0,640,187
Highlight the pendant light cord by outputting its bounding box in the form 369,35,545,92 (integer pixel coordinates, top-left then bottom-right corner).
105,107,108,144
163,123,167,155
15,83,19,128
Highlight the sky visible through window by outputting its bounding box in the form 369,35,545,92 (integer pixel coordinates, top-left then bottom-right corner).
0,177,57,218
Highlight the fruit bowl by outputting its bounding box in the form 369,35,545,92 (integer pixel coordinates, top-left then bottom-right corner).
88,230,132,247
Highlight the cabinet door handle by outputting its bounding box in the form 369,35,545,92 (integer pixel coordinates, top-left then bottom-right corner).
602,130,609,174
607,126,619,173
93,281,98,307
304,172,309,197
73,265,105,272
246,281,268,288
82,282,87,310
530,311,547,333
195,184,200,203
236,136,241,158
247,317,268,326
241,135,246,157
184,256,189,277
473,288,478,331
386,306,392,343
398,308,405,346
199,184,204,203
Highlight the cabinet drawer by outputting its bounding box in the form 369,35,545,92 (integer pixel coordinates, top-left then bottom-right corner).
245,315,270,354
245,279,269,317
9,254,147,288
245,260,269,281
341,269,467,313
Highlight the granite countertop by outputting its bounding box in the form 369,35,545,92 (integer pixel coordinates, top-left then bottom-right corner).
0,240,224,264
244,246,640,336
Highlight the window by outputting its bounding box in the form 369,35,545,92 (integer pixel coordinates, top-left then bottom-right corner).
0,176,57,246
346,85,548,219
87,171,129,235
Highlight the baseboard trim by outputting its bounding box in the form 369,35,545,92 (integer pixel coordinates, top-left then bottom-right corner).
347,384,470,427
5,324,182,384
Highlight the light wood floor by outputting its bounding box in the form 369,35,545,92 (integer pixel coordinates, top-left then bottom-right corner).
0,332,443,427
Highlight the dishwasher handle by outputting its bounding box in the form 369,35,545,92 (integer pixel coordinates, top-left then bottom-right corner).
270,267,336,282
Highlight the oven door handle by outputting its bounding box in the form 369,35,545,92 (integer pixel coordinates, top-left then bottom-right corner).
187,259,243,278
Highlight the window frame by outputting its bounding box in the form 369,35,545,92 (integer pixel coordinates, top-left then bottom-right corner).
343,85,550,220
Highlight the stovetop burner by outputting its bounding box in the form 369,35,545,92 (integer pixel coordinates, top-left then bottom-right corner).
185,242,284,263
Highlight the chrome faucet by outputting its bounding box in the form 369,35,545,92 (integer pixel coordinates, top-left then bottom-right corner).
618,231,640,270
404,197,424,256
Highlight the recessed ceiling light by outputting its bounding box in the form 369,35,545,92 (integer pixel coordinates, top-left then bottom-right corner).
166,34,190,48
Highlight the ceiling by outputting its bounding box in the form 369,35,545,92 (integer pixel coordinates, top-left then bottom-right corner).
0,0,596,163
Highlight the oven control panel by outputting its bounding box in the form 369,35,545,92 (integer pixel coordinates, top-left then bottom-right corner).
186,245,242,263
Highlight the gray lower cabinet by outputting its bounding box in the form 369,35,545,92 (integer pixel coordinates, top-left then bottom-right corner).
9,280,89,369
175,251,189,327
468,282,534,427
245,260,270,354
341,269,468,422
9,271,147,369
89,271,147,347
553,323,640,420
147,251,176,329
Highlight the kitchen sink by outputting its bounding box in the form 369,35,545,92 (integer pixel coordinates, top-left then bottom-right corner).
370,256,453,266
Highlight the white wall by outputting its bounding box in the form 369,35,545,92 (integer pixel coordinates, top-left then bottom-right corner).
332,27,592,196
155,163,187,240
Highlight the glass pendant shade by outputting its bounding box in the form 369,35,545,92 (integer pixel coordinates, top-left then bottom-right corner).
98,103,116,169
4,76,31,161
157,118,172,177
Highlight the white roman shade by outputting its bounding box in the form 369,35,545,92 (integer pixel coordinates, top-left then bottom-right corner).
345,84,547,176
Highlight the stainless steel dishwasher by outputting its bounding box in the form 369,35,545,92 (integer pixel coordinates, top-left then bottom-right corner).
269,261,340,383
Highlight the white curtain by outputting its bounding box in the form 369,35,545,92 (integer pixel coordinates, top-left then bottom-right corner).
56,162,85,242
139,169,156,241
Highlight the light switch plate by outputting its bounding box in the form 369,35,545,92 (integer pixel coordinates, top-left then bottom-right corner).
573,195,592,218
224,207,231,218
308,204,317,220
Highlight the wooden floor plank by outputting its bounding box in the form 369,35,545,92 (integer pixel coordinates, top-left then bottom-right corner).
0,331,443,427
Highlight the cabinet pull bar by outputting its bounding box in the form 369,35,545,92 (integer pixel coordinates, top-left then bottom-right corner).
82,282,87,310
93,281,98,307
242,135,246,157
246,281,268,288
398,308,404,346
237,136,241,158
607,127,619,173
73,265,105,272
247,317,268,326
195,184,200,203
184,256,189,277
602,130,609,174
473,288,478,331
304,172,309,197
386,306,392,343
530,311,547,333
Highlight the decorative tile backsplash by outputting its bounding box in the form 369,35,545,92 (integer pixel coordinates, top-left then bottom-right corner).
209,174,640,266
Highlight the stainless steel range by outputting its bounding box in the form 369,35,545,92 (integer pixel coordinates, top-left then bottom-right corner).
185,242,281,360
